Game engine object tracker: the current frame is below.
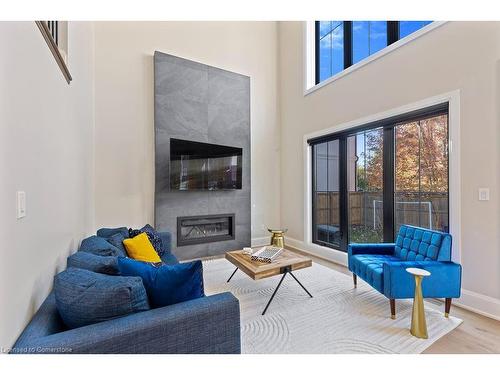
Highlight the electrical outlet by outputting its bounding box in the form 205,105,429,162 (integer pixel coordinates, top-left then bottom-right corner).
17,191,26,219
478,188,490,201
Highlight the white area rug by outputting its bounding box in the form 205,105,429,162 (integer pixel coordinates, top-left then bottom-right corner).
203,258,462,354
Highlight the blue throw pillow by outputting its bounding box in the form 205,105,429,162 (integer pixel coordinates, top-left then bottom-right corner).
106,233,128,257
67,251,119,275
96,227,129,239
117,257,204,308
79,235,121,257
54,268,149,329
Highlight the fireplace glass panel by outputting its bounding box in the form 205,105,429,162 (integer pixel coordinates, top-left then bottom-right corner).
177,214,235,246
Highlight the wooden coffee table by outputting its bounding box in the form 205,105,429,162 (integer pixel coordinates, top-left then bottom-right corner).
225,249,313,315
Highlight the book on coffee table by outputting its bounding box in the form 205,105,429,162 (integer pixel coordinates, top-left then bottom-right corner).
251,246,283,263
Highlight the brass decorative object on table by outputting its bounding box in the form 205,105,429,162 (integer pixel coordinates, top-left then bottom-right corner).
268,228,288,248
406,267,431,339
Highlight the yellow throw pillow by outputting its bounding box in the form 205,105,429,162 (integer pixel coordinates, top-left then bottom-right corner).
123,232,161,263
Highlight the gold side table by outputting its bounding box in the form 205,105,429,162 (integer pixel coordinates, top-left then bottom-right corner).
268,228,288,248
406,267,431,339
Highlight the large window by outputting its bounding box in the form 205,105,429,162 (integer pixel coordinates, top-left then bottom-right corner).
315,21,432,84
310,105,448,251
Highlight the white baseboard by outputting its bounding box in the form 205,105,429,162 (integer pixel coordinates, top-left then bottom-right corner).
251,236,269,247
286,237,348,267
286,236,500,321
456,289,500,321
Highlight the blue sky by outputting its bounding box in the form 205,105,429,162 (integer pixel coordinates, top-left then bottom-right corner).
352,21,387,63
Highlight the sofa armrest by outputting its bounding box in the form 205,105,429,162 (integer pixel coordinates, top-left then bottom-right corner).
348,243,395,256
158,231,172,254
383,261,462,299
12,292,240,354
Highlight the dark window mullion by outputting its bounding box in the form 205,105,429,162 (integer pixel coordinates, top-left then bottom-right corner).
339,137,349,250
315,21,320,85
387,21,399,45
383,127,395,242
418,121,422,228
343,21,352,69
312,145,316,243
326,142,330,245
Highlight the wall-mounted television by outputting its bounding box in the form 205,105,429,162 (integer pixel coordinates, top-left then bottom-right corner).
170,138,242,190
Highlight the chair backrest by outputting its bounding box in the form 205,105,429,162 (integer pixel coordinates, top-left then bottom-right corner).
394,225,452,262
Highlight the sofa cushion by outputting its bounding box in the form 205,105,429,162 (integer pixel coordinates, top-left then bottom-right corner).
118,257,204,308
161,252,179,265
96,227,129,239
79,235,121,257
394,225,443,261
350,254,400,293
106,233,128,257
67,252,119,275
54,268,149,329
158,231,172,254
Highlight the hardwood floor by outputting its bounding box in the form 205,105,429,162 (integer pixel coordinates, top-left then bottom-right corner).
287,247,500,354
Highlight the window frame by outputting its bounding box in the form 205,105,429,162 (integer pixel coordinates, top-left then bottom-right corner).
306,21,445,94
309,103,449,252
315,21,433,85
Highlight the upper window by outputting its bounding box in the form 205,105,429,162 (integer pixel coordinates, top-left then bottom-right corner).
317,21,344,82
399,21,432,39
352,21,387,64
315,21,432,84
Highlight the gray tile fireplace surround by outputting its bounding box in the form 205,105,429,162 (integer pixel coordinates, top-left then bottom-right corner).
154,51,251,261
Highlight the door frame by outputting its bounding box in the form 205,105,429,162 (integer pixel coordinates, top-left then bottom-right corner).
303,91,461,265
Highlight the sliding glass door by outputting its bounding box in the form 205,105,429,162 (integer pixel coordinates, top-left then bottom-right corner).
311,105,449,252
347,128,384,244
313,140,341,248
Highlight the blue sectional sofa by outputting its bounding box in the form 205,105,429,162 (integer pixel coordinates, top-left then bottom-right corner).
348,225,462,319
12,228,241,354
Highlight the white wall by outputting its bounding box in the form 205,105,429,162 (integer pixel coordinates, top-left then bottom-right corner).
278,22,500,317
0,22,95,348
93,22,281,244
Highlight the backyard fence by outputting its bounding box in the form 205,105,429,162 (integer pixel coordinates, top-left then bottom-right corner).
314,191,448,232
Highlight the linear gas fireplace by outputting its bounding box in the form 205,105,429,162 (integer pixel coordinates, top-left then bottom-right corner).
177,214,235,246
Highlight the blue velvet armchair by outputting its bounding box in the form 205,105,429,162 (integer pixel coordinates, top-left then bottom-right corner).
348,225,462,319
